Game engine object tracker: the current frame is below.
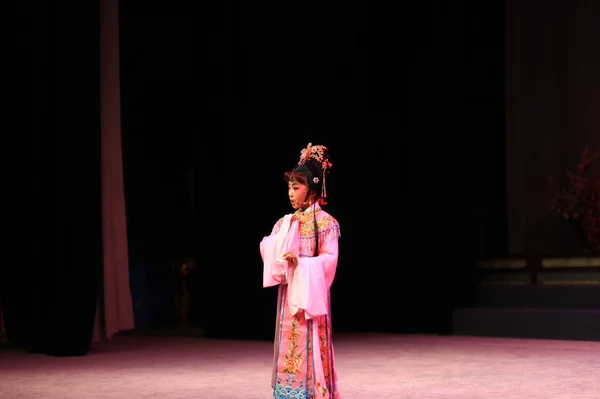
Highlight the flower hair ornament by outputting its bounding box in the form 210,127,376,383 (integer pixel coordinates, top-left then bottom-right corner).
294,143,333,205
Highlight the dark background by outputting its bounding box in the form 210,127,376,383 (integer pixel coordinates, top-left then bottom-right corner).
118,1,507,339
17,0,600,357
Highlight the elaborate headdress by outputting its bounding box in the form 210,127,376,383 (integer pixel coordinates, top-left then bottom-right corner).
288,143,333,205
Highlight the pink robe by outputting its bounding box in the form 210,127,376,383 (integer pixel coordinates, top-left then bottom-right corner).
260,204,342,399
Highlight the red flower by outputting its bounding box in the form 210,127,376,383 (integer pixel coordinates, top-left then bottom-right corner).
548,147,600,251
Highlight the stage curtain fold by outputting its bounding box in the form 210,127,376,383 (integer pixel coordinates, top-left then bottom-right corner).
95,0,135,341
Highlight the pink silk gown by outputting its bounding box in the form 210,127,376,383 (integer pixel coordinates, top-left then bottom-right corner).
260,203,342,399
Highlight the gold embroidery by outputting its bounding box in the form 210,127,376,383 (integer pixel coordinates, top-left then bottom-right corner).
318,317,331,384
283,316,303,374
294,208,321,224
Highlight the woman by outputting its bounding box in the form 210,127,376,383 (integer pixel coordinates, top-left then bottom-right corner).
260,143,342,399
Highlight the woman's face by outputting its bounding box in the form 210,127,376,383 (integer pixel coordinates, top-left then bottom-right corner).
288,181,310,210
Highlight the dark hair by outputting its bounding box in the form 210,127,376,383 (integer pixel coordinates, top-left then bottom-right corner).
283,158,325,200
284,167,321,257
284,144,333,257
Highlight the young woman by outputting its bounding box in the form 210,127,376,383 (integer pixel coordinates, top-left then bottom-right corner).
260,143,342,399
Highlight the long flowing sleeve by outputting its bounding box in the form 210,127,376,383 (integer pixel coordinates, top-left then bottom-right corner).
288,231,339,319
260,215,300,288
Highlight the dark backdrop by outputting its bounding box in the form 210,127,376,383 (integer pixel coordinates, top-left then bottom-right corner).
506,0,600,255
4,2,101,355
2,1,509,356
7,0,597,356
118,1,506,339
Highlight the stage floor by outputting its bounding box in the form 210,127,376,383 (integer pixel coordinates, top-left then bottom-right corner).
1,330,599,399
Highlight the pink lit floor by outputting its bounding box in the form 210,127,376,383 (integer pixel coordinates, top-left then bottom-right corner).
1,331,599,399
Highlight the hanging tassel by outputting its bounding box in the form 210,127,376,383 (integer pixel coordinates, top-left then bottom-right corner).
319,164,328,205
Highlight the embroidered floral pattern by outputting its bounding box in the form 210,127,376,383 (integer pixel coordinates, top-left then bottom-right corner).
283,317,302,374
318,317,331,395
270,204,341,399
275,207,341,257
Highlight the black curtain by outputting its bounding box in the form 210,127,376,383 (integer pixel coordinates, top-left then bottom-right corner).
0,1,507,345
2,2,101,356
197,1,505,338
506,0,600,255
